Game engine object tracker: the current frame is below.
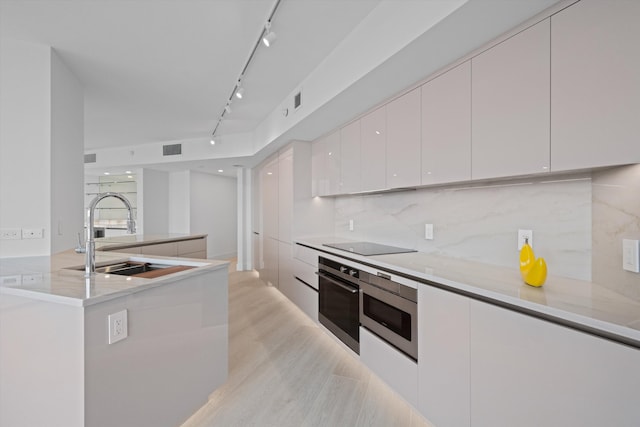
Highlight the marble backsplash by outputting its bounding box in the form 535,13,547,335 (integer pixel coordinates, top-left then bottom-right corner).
592,164,640,301
334,173,593,281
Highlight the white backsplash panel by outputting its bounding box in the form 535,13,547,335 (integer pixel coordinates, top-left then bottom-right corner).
334,174,592,281
592,164,640,301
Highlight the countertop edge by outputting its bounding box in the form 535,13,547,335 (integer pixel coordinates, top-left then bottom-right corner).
96,234,208,251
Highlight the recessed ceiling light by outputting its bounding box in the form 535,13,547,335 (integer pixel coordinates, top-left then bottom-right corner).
218,169,224,173
375,130,381,135
210,137,216,145
125,170,132,174
127,175,133,179
104,172,110,175
235,87,244,99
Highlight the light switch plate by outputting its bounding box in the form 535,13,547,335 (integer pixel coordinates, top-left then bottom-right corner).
108,310,128,344
622,239,640,273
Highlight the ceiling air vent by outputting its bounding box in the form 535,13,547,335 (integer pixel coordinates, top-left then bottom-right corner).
84,153,96,163
163,144,182,156
294,90,302,110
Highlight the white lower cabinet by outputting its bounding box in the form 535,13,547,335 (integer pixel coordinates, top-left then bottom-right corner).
469,300,640,427
360,327,418,408
417,285,470,427
262,237,279,287
285,277,318,323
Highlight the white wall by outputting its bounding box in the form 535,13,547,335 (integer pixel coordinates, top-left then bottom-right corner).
168,170,190,234
190,172,237,259
139,168,169,234
0,39,84,257
50,49,84,253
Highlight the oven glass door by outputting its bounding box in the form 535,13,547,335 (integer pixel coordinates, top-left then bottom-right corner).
318,272,359,344
362,293,412,341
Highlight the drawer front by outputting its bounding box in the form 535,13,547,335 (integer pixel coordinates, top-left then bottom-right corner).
140,242,178,257
292,258,318,290
177,238,206,255
293,243,319,267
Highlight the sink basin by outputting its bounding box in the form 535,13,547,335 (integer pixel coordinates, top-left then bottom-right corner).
95,261,168,276
66,260,196,278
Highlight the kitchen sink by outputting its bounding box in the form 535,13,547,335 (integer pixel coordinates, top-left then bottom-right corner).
66,260,196,278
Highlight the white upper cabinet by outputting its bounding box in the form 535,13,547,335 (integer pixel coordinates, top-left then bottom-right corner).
339,120,361,194
551,0,640,171
360,106,387,192
421,61,471,185
311,130,341,196
471,19,551,180
386,88,421,189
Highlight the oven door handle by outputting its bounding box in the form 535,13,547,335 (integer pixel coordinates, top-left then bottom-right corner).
316,272,358,294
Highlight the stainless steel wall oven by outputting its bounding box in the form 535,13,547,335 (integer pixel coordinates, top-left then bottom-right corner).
317,256,360,354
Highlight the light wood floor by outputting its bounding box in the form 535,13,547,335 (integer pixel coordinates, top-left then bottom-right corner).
181,267,433,427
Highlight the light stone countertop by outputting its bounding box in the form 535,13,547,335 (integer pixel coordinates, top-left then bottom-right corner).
297,237,640,348
95,233,207,251
0,249,228,307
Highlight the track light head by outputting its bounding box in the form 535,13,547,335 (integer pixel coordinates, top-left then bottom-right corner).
262,21,277,47
235,86,244,99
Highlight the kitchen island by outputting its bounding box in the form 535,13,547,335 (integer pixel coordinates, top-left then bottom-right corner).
0,249,229,427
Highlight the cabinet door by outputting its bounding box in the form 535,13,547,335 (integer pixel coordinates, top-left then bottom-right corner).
386,88,421,189
418,285,470,427
262,236,279,287
339,120,361,194
469,300,640,426
261,156,279,239
278,148,293,243
421,61,471,185
360,106,387,192
277,241,293,294
472,19,550,179
311,131,341,196
551,0,640,170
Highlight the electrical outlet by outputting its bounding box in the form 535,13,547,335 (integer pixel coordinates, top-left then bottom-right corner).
518,229,533,250
0,228,21,240
622,239,640,273
349,219,354,232
108,310,128,344
425,223,434,240
22,228,44,239
22,273,43,284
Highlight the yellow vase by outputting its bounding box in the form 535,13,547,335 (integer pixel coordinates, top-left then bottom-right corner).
519,242,535,280
524,257,547,287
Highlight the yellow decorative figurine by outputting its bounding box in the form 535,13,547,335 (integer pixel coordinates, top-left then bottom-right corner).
519,238,547,287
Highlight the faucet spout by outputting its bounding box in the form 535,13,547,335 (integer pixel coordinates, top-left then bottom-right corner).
85,192,136,277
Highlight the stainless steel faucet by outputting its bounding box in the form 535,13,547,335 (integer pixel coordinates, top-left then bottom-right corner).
85,192,136,277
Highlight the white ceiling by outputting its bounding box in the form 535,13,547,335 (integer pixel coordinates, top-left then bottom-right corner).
0,0,381,150
1,0,564,178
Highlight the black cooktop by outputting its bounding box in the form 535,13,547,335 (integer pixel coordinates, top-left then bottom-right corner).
323,241,417,256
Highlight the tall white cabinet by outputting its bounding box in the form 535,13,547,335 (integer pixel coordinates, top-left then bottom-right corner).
421,61,471,185
386,88,421,189
551,0,640,170
471,19,550,180
311,130,341,196
339,120,362,194
360,106,387,192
